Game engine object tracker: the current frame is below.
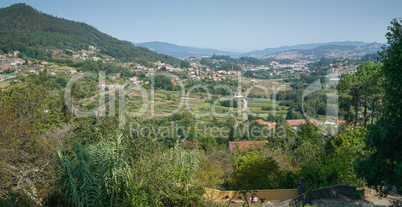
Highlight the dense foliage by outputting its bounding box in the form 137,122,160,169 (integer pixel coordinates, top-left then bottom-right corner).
356,18,402,192
0,5,400,206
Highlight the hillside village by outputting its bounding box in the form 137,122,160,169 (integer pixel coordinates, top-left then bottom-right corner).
0,46,352,135
1,45,361,86
0,3,400,207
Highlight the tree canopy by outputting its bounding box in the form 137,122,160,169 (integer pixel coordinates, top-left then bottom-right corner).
357,18,402,192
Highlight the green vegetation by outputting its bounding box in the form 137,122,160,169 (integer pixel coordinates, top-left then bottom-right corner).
337,61,383,127
228,152,282,189
0,4,400,206
0,3,179,64
356,18,402,193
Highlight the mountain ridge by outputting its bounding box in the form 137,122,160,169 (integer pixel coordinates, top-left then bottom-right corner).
136,41,384,59
135,41,241,58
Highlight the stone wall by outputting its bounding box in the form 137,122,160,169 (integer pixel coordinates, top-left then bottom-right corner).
358,188,376,197
309,185,357,200
203,188,298,202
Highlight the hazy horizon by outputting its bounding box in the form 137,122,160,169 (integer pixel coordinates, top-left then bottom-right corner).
135,40,384,53
0,0,400,52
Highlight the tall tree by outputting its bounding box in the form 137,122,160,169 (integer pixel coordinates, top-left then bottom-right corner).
337,72,362,126
357,18,402,192
356,61,383,128
338,61,383,128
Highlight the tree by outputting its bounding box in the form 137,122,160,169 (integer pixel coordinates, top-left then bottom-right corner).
180,61,190,68
229,152,281,190
356,62,383,128
357,18,402,192
297,121,319,143
220,63,242,71
338,61,384,128
337,72,362,127
286,109,304,119
329,128,368,185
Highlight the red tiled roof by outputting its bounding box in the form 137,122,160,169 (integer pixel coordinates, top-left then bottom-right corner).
255,119,265,124
338,120,346,126
265,122,277,129
286,119,322,126
286,119,304,126
1,65,13,69
228,141,268,152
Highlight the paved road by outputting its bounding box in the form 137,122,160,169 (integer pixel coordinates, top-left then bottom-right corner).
77,89,117,102
242,99,248,121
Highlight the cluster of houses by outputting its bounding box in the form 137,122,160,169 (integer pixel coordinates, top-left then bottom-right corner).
129,76,141,84
0,57,26,73
97,82,125,90
217,70,241,75
252,118,346,132
185,68,242,81
254,119,277,129
69,46,103,61
135,60,240,82
270,60,312,71
226,118,347,153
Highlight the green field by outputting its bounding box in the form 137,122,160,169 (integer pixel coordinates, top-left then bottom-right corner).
71,88,291,120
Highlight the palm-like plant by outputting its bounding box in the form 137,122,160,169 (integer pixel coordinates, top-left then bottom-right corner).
168,146,200,185
56,131,130,207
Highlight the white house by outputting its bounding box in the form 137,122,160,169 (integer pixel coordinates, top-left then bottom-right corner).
98,81,107,89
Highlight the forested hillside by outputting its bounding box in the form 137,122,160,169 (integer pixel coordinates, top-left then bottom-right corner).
0,3,179,64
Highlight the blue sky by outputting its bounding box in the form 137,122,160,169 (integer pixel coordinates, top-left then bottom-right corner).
1,0,400,52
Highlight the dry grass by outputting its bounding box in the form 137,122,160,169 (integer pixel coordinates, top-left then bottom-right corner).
0,80,11,88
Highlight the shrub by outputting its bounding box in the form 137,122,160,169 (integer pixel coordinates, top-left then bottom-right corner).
229,152,282,189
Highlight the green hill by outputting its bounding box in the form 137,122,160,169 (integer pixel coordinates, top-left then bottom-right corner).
0,3,179,64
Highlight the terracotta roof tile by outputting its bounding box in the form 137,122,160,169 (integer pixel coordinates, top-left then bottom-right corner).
228,141,267,152
255,119,265,124
286,119,322,126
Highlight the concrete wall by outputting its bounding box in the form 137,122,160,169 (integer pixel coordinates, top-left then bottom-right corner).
261,185,358,207
262,193,307,207
203,188,298,202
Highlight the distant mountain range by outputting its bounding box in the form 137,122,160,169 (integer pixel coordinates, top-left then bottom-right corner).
262,42,384,60
135,41,384,60
135,41,241,58
0,3,383,63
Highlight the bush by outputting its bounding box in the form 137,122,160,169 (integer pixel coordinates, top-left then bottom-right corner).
228,152,282,190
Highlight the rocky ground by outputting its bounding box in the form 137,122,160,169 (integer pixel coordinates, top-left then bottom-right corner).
312,192,402,207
